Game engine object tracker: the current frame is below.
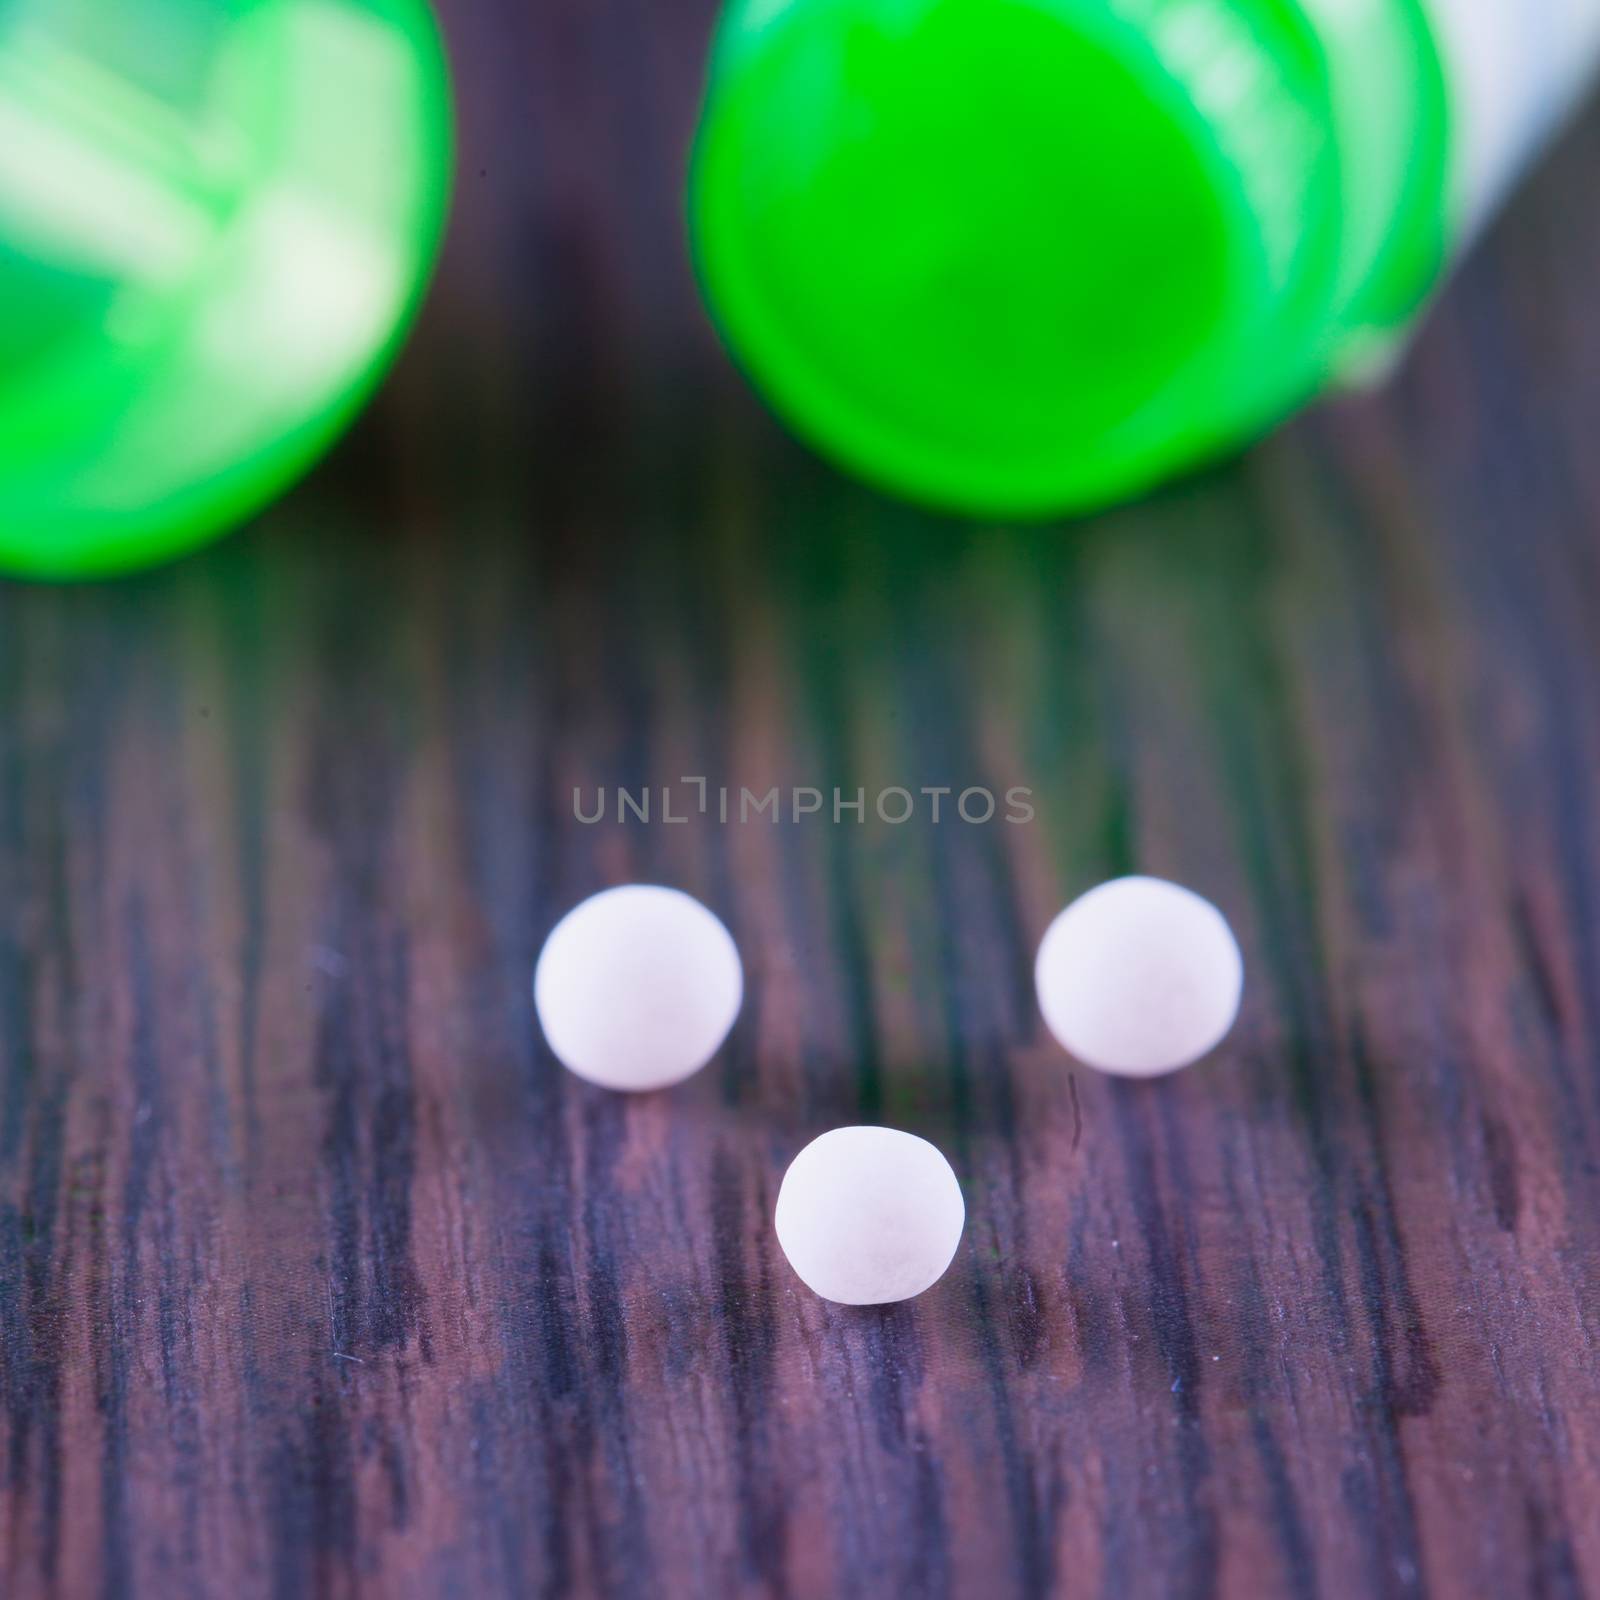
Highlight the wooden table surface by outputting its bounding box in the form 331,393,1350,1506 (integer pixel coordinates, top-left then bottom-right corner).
5,4,1600,1596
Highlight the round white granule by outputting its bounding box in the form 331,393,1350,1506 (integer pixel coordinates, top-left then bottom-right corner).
534,885,742,1092
774,1126,965,1305
1034,875,1243,1078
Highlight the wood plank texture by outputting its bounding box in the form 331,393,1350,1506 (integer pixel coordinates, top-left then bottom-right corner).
4,3,1600,1595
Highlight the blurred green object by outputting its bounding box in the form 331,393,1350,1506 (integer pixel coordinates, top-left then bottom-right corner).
0,0,451,579
690,0,1453,516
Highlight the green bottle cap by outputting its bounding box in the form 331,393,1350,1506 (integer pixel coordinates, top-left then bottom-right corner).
691,0,1448,516
0,0,452,579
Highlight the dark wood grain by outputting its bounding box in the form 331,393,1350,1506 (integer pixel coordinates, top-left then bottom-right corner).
5,3,1600,1595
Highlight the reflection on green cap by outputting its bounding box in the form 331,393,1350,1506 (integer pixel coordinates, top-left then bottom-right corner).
0,0,452,579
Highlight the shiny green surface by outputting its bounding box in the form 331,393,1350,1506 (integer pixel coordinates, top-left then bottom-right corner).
691,0,1449,517
0,0,452,578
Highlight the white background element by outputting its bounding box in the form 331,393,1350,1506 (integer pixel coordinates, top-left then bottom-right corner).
1421,0,1600,229
534,885,743,1092
1034,876,1244,1078
775,1127,966,1305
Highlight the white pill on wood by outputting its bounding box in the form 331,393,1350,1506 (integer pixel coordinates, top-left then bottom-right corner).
774,1126,965,1305
1034,875,1243,1077
534,885,742,1091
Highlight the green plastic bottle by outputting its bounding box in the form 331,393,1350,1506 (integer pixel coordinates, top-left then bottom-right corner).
691,0,1600,516
0,0,451,579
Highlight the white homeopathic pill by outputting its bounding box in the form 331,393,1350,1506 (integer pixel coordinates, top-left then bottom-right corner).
534,885,742,1092
774,1126,965,1305
1034,875,1243,1078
